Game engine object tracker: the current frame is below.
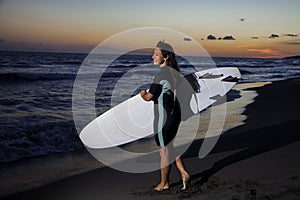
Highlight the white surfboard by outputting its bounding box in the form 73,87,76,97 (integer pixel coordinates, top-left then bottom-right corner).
80,67,241,149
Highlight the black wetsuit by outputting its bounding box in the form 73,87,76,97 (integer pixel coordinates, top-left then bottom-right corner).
149,66,181,147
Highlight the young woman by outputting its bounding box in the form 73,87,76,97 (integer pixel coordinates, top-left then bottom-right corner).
140,41,190,191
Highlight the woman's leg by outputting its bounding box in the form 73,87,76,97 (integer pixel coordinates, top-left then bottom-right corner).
168,144,189,179
155,146,171,190
175,156,190,190
175,156,189,178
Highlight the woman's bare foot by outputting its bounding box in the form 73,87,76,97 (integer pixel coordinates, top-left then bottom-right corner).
154,182,169,191
181,174,191,190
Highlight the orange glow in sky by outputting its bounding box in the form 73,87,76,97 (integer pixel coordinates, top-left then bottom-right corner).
0,0,299,58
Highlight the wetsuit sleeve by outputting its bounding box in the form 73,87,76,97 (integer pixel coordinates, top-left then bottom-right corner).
149,83,162,101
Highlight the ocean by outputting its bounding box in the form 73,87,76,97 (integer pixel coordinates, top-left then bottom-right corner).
1,50,300,163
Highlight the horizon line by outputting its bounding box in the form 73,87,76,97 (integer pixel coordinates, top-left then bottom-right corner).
0,49,298,59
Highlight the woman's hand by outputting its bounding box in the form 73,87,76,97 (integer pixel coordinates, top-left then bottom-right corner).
140,90,153,101
140,89,146,96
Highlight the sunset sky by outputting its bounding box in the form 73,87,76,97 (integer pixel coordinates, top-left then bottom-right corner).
0,0,299,58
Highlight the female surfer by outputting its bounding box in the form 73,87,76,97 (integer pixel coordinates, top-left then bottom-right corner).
140,41,190,191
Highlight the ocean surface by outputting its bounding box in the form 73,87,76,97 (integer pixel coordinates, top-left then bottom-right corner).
1,50,300,163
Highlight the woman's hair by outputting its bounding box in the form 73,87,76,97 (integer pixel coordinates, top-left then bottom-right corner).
156,41,180,72
156,41,180,89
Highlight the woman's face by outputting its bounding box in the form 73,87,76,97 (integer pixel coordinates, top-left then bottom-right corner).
152,48,165,66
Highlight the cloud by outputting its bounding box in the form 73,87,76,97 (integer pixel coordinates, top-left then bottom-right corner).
207,35,217,40
269,34,279,39
283,34,298,37
207,35,235,40
281,41,300,46
250,33,298,40
247,48,276,54
246,48,283,57
247,33,299,40
222,36,235,40
183,37,192,41
0,38,5,43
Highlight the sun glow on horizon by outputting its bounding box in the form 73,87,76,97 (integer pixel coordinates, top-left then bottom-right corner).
0,0,299,58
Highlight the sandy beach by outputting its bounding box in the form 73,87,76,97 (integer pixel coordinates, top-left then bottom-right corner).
1,78,300,200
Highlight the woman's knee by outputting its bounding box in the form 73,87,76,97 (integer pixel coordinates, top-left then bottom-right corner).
159,146,169,157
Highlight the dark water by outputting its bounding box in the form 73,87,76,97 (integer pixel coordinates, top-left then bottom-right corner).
0,50,299,163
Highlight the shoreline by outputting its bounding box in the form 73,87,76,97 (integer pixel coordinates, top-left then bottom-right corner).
1,78,300,199
0,80,261,198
